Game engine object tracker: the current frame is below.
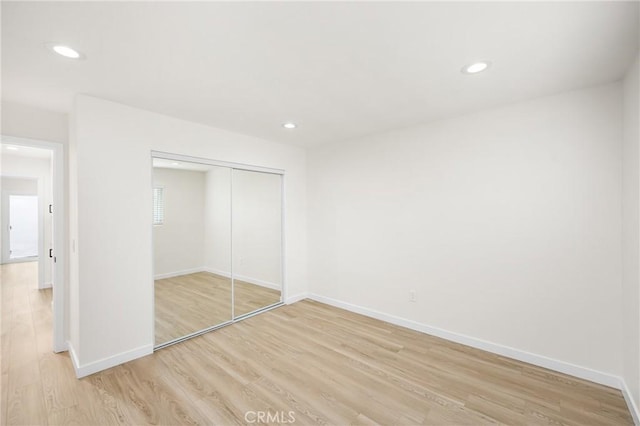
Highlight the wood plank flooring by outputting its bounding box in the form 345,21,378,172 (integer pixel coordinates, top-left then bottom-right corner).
155,272,281,344
2,262,634,425
2,262,52,425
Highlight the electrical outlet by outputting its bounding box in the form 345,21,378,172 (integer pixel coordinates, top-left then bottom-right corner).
409,290,417,302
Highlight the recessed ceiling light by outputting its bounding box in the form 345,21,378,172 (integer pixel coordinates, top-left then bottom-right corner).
282,122,297,129
50,44,83,59
172,162,179,166
5,146,19,151
462,61,490,74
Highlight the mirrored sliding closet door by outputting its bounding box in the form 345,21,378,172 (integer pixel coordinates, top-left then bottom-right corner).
152,153,283,349
232,169,283,318
153,158,232,347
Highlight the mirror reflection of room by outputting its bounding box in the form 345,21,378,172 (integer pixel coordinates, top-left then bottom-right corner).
232,169,282,317
153,159,232,345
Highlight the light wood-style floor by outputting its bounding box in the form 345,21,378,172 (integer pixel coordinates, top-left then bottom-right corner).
2,262,634,425
155,272,281,344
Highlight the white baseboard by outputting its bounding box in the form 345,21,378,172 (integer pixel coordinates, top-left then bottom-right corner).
68,341,153,379
621,380,640,425
204,267,231,278
290,294,640,422
307,293,623,390
154,267,205,280
285,292,309,304
235,273,280,291
68,342,80,375
204,267,280,291
54,339,68,354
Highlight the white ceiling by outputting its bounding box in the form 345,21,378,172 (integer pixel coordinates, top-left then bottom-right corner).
2,2,638,147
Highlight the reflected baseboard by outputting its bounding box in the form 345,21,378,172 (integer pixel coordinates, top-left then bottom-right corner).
203,267,280,291
286,292,309,304
154,267,207,280
154,266,281,291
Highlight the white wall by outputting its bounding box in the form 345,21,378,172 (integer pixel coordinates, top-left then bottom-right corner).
622,52,640,412
1,101,69,144
1,154,53,287
308,82,623,377
69,95,307,374
203,167,231,276
153,167,205,277
231,170,282,287
0,176,37,193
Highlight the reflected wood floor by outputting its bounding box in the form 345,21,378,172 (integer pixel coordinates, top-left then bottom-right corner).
155,272,281,344
233,279,282,318
2,262,634,425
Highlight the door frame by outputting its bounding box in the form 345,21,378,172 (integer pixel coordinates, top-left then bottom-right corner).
1,135,66,353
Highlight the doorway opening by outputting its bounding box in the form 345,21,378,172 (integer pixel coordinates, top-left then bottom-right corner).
9,194,39,259
1,136,66,353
